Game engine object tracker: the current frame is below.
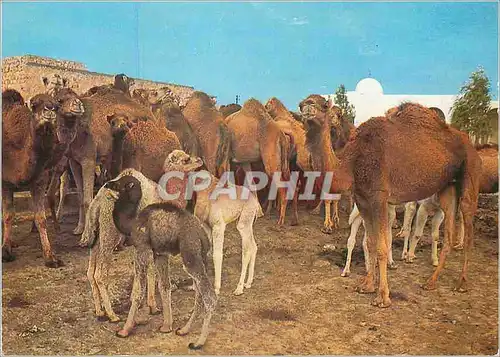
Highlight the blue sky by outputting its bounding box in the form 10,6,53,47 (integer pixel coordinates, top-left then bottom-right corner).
2,1,498,107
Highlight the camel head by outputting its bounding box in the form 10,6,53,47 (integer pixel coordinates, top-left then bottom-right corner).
163,149,204,173
2,89,25,112
114,73,135,92
53,88,85,144
42,74,68,97
107,112,147,137
299,95,332,127
27,93,59,135
104,174,142,203
265,97,288,119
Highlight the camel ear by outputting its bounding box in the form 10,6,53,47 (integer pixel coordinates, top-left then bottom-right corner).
42,77,49,87
325,98,333,109
106,114,115,124
62,78,68,87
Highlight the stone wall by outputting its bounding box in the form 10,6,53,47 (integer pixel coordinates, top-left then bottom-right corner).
2,55,195,105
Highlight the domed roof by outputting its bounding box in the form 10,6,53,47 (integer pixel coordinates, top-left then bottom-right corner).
355,78,384,95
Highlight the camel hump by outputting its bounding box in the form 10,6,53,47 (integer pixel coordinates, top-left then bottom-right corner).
2,89,25,110
385,102,447,129
241,98,270,120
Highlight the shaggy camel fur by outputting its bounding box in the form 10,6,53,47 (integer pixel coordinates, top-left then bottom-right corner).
132,87,200,156
219,103,242,118
182,91,231,176
2,92,63,266
341,204,398,277
106,112,181,180
299,95,352,233
225,98,292,225
165,150,262,296
311,102,482,308
58,87,157,235
79,168,188,322
82,73,135,98
104,174,216,349
476,144,498,193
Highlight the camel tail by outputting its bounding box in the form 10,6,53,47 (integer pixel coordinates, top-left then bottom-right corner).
215,121,231,177
348,204,359,225
279,133,291,180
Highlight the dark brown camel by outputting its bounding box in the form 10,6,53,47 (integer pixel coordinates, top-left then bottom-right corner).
82,73,135,98
106,112,181,180
302,100,482,307
225,98,292,225
182,91,231,176
2,91,65,266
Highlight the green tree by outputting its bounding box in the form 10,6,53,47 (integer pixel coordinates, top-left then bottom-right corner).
333,84,356,124
451,68,493,144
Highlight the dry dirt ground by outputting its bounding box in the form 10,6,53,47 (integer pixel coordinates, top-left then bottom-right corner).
2,195,498,355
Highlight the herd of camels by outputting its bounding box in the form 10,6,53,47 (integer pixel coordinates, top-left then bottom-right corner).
2,72,498,312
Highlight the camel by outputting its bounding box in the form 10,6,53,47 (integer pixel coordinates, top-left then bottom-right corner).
181,91,231,177
164,150,262,296
131,87,200,156
224,98,292,225
2,91,65,266
298,95,352,233
82,73,135,98
219,103,242,118
106,112,181,180
41,73,69,96
106,173,216,349
300,100,482,307
57,83,158,235
476,144,498,193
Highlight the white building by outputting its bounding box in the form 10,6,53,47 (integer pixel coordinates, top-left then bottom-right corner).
323,77,499,128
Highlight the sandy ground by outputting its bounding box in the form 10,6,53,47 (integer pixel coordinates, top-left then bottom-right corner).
2,195,498,355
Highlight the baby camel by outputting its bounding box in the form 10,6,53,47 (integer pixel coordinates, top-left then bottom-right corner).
106,175,216,350
164,150,263,296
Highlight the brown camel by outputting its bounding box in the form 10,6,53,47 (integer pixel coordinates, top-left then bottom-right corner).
82,73,135,98
475,144,498,193
2,91,65,266
131,87,200,157
225,98,292,225
297,95,354,233
219,103,242,118
106,111,181,181
302,100,482,307
55,86,158,235
181,91,231,176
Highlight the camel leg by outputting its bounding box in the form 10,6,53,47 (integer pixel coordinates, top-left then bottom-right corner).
311,201,322,215
423,186,456,290
154,254,173,333
117,249,149,338
69,159,85,235
430,209,445,267
407,204,430,263
79,160,96,235
31,176,63,268
2,187,15,262
341,214,363,277
290,178,300,226
56,170,70,222
454,176,479,292
94,248,120,322
276,187,288,225
211,222,226,295
322,200,334,234
387,205,397,270
331,200,340,229
147,253,159,315
234,215,258,295
87,246,105,319
354,196,377,294
362,229,369,273
177,261,216,350
399,202,417,260
454,209,465,250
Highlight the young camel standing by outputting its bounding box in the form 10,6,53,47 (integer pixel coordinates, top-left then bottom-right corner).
164,150,263,296
106,175,216,350
300,99,482,307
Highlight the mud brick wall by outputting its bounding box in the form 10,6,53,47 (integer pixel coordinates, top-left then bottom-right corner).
2,55,195,105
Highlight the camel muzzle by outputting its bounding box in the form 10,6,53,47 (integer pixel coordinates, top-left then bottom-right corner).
70,99,85,115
